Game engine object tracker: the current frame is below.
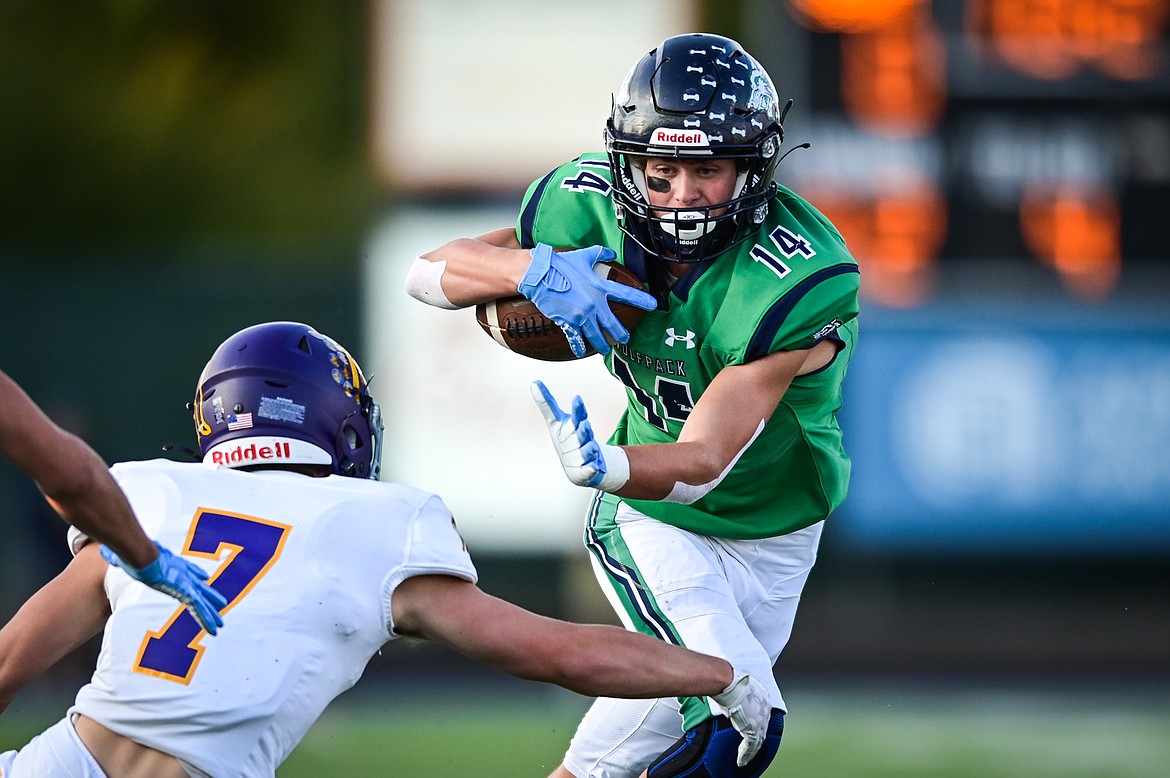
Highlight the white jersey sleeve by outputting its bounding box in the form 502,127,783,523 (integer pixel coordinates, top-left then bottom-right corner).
382,492,476,636
69,459,476,778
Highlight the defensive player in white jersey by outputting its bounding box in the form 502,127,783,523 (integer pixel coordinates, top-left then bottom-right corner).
0,321,773,778
0,369,226,635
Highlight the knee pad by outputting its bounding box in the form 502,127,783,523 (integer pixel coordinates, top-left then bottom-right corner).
646,709,784,778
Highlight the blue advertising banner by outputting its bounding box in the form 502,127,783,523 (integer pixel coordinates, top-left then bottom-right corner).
836,304,1170,557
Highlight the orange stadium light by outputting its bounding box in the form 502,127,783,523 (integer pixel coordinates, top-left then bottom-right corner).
840,5,947,138
787,0,922,32
787,0,946,138
804,175,947,308
964,0,1169,80
1019,183,1122,300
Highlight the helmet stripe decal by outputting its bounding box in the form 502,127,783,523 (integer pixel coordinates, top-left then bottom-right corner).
194,386,212,437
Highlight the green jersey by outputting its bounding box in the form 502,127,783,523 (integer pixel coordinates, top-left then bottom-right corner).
517,153,860,539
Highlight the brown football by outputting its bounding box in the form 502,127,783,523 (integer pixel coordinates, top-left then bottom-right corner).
474,261,649,361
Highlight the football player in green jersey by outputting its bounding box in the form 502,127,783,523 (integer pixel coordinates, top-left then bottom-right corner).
405,32,859,778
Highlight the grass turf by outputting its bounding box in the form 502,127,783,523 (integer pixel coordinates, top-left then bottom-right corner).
280,681,1170,777
3,681,1166,777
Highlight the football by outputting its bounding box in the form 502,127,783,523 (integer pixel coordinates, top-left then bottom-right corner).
474,261,649,361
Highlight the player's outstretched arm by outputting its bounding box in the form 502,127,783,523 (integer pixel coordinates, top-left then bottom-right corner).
393,574,732,699
0,371,228,635
0,544,110,714
393,574,773,765
0,370,159,571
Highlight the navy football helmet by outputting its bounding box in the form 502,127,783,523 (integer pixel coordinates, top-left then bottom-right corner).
606,33,785,263
192,322,383,479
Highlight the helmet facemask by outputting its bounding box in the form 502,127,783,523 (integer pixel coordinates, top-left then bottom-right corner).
609,144,778,263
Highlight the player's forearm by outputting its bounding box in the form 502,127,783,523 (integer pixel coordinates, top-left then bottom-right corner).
555,624,733,699
42,440,158,570
0,374,157,569
613,440,739,502
608,358,788,502
414,238,531,307
0,547,109,712
406,582,732,699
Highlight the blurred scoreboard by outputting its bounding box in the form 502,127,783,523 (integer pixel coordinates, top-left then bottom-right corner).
764,0,1170,306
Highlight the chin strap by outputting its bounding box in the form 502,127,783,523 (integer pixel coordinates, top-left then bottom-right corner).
162,443,202,462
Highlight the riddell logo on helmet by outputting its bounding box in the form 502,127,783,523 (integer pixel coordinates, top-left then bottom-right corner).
209,440,293,466
649,128,709,147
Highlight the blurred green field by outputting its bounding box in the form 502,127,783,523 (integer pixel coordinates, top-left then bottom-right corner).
279,683,1170,778
3,681,1167,777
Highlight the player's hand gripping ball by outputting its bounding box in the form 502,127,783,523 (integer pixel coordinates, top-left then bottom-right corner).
475,261,650,361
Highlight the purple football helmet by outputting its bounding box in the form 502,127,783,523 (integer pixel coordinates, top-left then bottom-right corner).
192,322,383,479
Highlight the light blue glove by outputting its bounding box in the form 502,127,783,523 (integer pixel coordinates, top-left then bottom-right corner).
531,380,629,491
517,244,657,358
100,542,228,635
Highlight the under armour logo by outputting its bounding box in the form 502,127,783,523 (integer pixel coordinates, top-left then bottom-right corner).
664,328,696,349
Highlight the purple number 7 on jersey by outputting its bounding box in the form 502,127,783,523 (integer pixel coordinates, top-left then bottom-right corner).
134,509,292,684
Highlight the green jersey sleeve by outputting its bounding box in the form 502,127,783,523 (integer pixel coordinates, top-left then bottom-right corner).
754,187,858,354
747,265,860,357
515,154,622,250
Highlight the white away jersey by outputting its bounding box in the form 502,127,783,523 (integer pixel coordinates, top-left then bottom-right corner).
68,459,476,778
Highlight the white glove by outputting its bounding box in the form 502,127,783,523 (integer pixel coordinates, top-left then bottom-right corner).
531,380,629,492
711,672,772,767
